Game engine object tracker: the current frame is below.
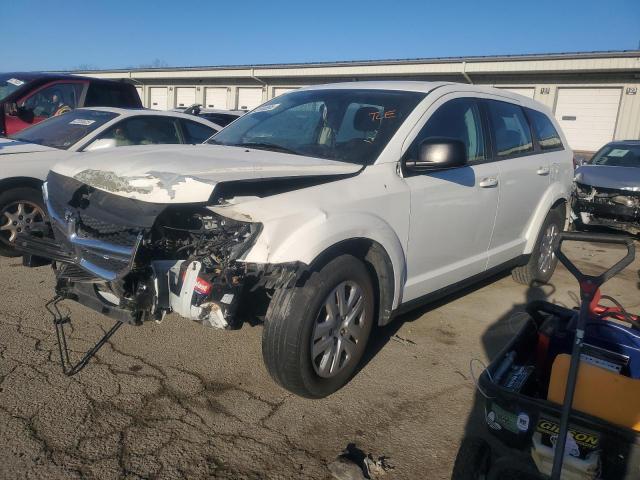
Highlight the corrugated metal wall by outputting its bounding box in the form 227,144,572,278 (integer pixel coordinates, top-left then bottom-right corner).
76,52,640,149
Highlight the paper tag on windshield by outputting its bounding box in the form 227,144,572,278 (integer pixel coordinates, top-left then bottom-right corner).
254,103,280,113
608,149,628,157
70,119,95,126
7,78,25,86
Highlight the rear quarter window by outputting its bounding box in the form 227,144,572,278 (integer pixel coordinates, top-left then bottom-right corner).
181,120,216,143
84,83,142,108
527,108,564,151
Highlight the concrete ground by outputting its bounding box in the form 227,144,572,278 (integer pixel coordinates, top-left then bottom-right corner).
1,240,638,480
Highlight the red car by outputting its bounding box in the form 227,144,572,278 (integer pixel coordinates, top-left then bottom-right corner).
0,72,142,136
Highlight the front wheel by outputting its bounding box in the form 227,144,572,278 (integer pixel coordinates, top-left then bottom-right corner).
0,187,48,257
262,254,375,398
512,207,564,285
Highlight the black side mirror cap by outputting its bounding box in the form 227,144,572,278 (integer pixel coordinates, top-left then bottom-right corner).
404,138,468,173
16,106,34,123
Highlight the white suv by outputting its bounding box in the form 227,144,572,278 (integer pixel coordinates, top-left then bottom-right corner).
21,82,573,398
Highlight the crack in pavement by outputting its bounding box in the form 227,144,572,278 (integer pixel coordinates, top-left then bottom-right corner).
0,308,330,480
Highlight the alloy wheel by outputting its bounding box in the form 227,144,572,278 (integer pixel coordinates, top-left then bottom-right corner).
311,281,368,378
0,201,47,244
537,222,559,275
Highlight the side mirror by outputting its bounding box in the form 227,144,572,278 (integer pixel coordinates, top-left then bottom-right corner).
404,138,468,172
84,138,117,151
16,106,34,123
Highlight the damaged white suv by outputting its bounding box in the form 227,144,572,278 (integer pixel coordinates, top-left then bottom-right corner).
20,82,573,398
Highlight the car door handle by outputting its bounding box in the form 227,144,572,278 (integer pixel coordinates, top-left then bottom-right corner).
537,166,550,175
479,176,498,188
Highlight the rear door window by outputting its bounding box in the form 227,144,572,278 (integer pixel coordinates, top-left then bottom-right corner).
527,108,564,151
89,116,181,147
84,83,141,108
486,100,533,158
180,119,217,143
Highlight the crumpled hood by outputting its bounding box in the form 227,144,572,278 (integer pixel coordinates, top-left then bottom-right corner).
575,165,640,192
51,144,361,203
0,138,56,155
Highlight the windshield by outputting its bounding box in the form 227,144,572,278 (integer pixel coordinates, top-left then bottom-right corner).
590,144,640,168
9,109,118,149
209,89,426,165
0,75,28,102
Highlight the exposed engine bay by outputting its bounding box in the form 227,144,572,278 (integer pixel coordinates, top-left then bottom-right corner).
572,182,640,235
18,172,302,331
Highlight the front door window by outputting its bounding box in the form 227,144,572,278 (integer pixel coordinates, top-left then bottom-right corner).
20,83,84,120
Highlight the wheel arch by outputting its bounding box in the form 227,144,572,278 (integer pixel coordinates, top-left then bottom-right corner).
523,187,569,254
306,238,396,326
245,211,408,318
551,197,567,217
0,176,43,193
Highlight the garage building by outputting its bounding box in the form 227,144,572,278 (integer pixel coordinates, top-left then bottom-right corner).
75,50,640,152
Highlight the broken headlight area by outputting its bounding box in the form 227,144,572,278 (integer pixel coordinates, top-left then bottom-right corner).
19,172,275,329
58,206,264,329
138,205,264,329
572,182,640,234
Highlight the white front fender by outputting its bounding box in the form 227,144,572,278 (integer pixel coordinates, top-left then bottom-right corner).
243,210,407,309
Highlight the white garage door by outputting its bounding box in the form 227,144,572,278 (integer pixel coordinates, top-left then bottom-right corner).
205,87,228,109
497,87,535,98
555,88,622,152
237,87,264,110
273,87,297,98
175,87,196,108
149,87,168,110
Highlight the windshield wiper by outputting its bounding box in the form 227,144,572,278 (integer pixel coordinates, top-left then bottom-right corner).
233,141,300,155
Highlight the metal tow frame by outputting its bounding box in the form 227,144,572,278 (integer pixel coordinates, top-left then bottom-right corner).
45,296,123,376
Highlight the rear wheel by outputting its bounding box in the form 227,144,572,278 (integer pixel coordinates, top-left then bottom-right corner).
512,206,564,285
262,254,375,398
0,187,47,257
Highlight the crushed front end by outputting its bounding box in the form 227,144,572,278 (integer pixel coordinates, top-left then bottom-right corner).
18,171,289,331
572,182,640,235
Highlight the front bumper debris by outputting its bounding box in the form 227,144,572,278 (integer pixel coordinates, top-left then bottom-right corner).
572,183,640,235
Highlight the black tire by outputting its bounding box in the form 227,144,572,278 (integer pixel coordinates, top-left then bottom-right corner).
0,187,46,257
512,206,564,285
262,254,375,398
451,436,491,480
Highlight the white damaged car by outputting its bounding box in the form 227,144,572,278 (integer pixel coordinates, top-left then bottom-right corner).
19,82,573,397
